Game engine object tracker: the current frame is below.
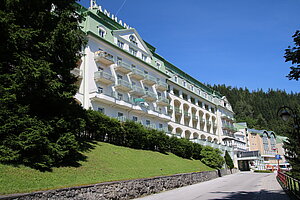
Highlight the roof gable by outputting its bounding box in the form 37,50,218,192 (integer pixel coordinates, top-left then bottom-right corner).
113,28,152,56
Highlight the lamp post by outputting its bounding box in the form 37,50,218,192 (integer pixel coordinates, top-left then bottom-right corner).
277,106,300,172
277,105,300,137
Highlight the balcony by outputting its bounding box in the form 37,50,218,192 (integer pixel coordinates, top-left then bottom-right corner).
94,51,114,65
143,74,157,85
115,79,132,92
207,121,212,126
71,68,83,79
167,105,173,114
155,81,168,91
174,107,182,115
94,71,115,85
192,115,198,121
199,118,205,125
157,127,168,133
213,122,218,129
115,61,132,74
143,91,157,102
157,96,169,106
183,111,191,119
129,68,144,80
129,86,145,97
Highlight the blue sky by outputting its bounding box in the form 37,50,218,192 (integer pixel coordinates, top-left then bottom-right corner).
79,0,300,93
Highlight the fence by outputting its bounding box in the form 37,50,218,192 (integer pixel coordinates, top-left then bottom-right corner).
277,170,300,199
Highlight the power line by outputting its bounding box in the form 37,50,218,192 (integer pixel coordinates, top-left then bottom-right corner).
115,0,127,16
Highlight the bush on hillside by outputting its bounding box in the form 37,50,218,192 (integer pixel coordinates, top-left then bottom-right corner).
201,146,224,169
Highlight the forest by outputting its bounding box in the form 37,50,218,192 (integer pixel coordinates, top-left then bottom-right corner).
212,84,300,136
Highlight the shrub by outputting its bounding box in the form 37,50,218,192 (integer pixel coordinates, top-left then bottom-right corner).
224,150,234,169
201,146,224,169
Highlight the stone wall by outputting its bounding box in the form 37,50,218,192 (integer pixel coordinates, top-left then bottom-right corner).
0,169,238,200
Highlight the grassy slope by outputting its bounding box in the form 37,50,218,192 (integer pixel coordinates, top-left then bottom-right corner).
0,142,213,195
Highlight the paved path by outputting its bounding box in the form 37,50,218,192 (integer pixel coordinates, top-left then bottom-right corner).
135,172,290,200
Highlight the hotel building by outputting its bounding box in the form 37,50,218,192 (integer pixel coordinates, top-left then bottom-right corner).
76,2,237,158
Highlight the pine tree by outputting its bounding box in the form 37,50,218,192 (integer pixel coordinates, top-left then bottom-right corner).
285,30,300,80
224,150,234,170
0,0,86,169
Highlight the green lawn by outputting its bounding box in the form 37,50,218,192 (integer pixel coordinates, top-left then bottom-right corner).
0,142,213,195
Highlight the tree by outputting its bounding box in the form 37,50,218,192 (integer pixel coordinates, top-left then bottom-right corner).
0,0,86,169
285,30,300,81
224,150,234,170
201,146,224,169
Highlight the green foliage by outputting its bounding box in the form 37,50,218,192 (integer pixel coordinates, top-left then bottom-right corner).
0,142,213,195
201,146,224,169
212,84,300,135
285,30,300,81
0,0,86,169
224,150,234,169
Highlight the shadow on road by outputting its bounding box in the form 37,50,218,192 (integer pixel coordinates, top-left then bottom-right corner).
210,189,290,200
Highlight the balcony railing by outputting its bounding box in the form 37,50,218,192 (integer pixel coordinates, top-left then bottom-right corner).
156,81,168,91
183,111,191,118
130,85,145,97
94,51,114,65
94,71,115,85
174,107,182,115
146,124,157,129
199,117,205,124
71,68,83,79
143,91,157,102
130,68,145,80
115,60,132,74
143,74,157,85
192,115,198,121
157,96,169,106
115,79,132,92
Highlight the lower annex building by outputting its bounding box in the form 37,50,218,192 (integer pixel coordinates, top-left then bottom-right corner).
75,2,237,160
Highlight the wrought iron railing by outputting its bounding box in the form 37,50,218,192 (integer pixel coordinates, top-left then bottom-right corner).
277,170,300,199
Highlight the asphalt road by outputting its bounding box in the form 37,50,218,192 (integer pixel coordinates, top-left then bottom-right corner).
134,172,290,200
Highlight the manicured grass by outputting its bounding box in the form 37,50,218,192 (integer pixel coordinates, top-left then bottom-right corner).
0,142,213,195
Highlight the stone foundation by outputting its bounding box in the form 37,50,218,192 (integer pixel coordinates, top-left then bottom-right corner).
0,169,238,200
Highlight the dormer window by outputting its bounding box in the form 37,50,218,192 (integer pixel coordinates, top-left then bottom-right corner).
98,26,106,38
129,35,137,46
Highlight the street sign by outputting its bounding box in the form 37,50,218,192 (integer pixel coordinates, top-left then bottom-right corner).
275,154,281,160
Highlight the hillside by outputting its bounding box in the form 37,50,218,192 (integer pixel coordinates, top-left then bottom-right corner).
213,84,300,135
0,141,212,195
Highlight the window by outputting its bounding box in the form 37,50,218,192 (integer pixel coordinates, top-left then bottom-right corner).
129,35,137,45
132,116,138,122
191,97,195,104
118,112,123,117
97,87,103,93
159,123,163,128
144,70,148,74
132,81,136,86
157,92,161,97
131,64,136,69
117,57,122,63
183,81,186,87
117,93,123,100
146,120,150,125
173,89,180,97
182,93,188,101
98,107,104,113
211,107,215,114
144,86,149,91
129,47,137,56
205,104,209,111
142,54,147,61
174,76,178,82
98,67,103,71
117,74,122,80
117,40,124,49
98,27,106,37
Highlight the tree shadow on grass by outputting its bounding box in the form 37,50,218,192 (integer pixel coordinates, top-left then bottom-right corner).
209,189,290,200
